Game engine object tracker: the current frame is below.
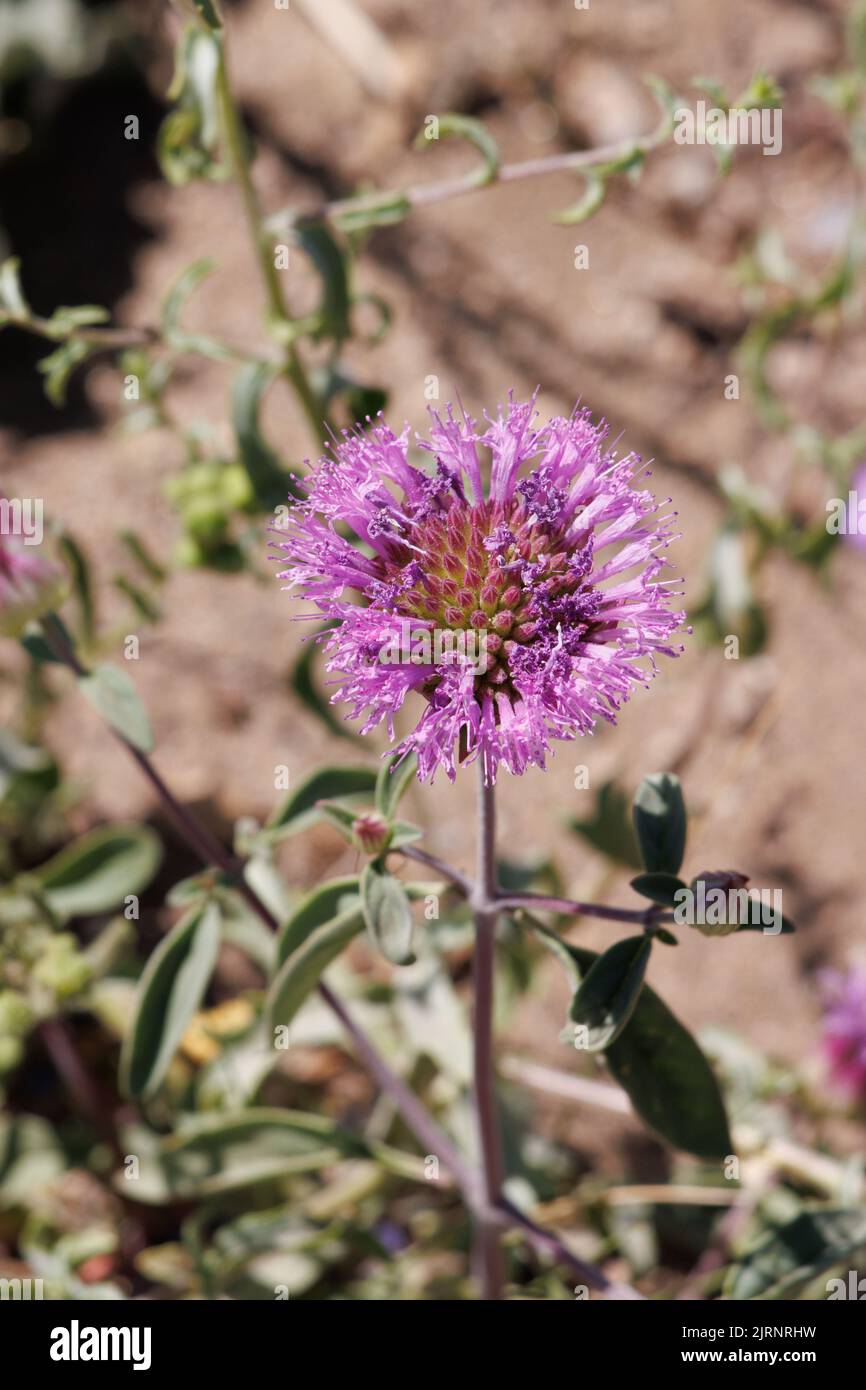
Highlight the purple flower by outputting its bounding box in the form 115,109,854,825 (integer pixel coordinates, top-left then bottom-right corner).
271,396,686,783
819,968,866,1101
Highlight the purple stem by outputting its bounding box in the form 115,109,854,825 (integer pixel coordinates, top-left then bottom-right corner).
497,892,672,926
39,613,641,1297
470,768,506,1300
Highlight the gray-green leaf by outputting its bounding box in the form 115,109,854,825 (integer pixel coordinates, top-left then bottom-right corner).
35,824,162,920
265,907,364,1034
78,665,154,753
725,1209,866,1300
121,901,222,1099
360,863,415,965
275,876,361,969
264,765,377,840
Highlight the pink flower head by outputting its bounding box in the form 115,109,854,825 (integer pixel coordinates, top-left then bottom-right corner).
271,396,686,783
819,968,866,1101
0,530,63,638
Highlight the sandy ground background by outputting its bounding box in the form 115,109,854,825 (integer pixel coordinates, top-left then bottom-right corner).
3,0,865,1170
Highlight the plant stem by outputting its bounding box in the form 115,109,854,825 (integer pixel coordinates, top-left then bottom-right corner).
38,1017,122,1161
40,615,641,1296
393,843,474,898
396,850,669,928
470,766,506,1300
39,613,475,1196
273,110,677,235
497,891,672,926
213,31,332,445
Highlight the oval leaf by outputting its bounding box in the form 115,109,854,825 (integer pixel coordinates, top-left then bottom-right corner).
633,772,687,875
570,935,652,1051
78,665,154,753
121,901,221,1099
36,824,162,920
265,908,364,1035
375,750,417,818
275,876,360,969
264,765,377,839
360,863,415,966
533,925,730,1159
630,871,686,907
132,1109,360,1203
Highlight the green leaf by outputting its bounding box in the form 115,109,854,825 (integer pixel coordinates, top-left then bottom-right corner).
375,750,417,818
231,363,291,508
78,665,155,753
47,304,110,333
294,224,351,344
276,876,361,969
570,935,652,1051
118,530,167,584
531,923,730,1158
114,575,161,624
158,27,227,188
633,773,687,875
725,1209,866,1301
37,338,92,406
20,629,64,665
360,862,415,965
0,728,55,793
346,383,389,424
652,928,679,947
58,532,95,644
265,908,364,1034
388,820,423,850
132,1109,359,1203
264,765,377,839
630,871,687,907
332,191,411,235
553,169,607,226
121,901,222,1099
191,0,223,28
35,824,162,920
568,780,642,869
416,113,500,188
315,800,359,842
0,257,30,321
161,259,232,360
645,74,683,135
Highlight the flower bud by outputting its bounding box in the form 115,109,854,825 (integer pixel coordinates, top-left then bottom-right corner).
0,533,65,638
352,811,392,856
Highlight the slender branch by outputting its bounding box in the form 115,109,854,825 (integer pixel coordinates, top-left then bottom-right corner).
318,981,478,1196
393,843,473,898
272,114,675,235
470,767,506,1300
498,1197,643,1299
38,1017,122,1161
497,891,672,926
213,31,332,444
15,318,160,351
9,314,274,366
